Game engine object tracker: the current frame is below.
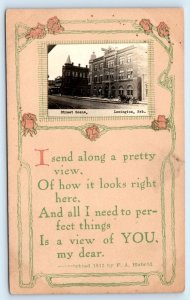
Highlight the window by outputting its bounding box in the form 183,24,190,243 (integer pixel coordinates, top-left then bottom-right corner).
119,70,124,80
94,64,98,71
72,71,75,76
127,54,132,63
94,75,98,83
127,68,133,79
75,71,78,77
127,85,133,96
105,72,109,80
119,86,124,96
79,73,82,78
100,62,103,70
99,75,103,83
110,72,114,80
119,57,124,65
108,60,114,68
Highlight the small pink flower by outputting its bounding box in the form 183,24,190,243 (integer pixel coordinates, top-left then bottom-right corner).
47,16,64,34
25,23,46,39
157,115,166,122
22,113,37,136
139,19,153,34
86,125,100,141
157,22,170,38
157,115,167,129
151,115,168,130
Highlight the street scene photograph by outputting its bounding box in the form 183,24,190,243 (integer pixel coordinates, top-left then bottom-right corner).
48,43,150,117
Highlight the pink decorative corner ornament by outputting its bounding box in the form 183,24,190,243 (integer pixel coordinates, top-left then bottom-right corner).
151,115,169,131
25,23,46,39
22,113,37,136
47,16,64,34
157,22,170,38
139,19,153,34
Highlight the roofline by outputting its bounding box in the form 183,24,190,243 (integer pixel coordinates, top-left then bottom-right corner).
90,45,137,62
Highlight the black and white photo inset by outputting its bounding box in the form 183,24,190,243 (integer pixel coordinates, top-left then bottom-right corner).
48,42,153,117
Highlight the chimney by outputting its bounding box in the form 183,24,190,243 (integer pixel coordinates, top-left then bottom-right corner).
78,63,81,67
86,65,88,68
72,62,74,66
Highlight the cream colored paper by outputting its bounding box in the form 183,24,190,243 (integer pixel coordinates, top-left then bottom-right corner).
6,8,184,294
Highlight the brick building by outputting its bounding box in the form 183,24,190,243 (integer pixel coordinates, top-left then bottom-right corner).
88,45,148,101
61,55,89,96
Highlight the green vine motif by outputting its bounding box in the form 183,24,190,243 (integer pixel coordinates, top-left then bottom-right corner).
17,17,172,55
138,18,176,286
21,18,175,139
37,123,152,140
159,70,174,92
81,123,107,141
138,19,171,44
15,17,177,289
138,18,174,96
17,16,64,52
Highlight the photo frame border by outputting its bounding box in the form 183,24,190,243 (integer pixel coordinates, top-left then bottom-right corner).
39,39,155,122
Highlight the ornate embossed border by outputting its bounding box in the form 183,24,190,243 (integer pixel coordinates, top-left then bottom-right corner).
15,17,176,289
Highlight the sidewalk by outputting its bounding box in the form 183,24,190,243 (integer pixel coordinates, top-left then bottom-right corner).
60,95,147,105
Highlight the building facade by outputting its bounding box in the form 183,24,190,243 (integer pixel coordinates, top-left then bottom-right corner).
88,45,148,101
61,55,89,96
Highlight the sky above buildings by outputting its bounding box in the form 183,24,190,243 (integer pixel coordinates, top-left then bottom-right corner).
48,43,147,80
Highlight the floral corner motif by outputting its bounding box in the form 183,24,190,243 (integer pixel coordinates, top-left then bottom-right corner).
139,19,170,42
139,19,153,34
157,22,170,39
151,115,171,131
25,23,46,40
22,113,38,136
47,16,64,34
25,16,64,40
85,125,100,141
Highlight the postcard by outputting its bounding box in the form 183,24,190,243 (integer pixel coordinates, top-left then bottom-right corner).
6,8,184,294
